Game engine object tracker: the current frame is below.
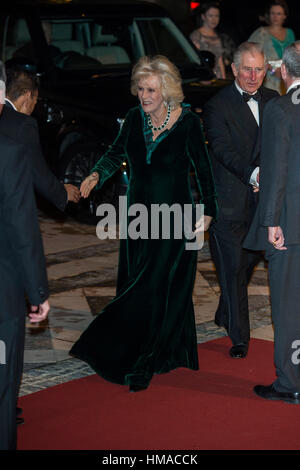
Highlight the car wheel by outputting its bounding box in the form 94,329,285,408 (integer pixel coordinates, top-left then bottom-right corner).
59,140,121,225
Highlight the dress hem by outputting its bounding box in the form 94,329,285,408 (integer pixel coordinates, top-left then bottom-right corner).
69,351,199,387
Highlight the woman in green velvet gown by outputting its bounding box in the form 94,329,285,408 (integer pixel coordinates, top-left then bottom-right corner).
70,55,218,392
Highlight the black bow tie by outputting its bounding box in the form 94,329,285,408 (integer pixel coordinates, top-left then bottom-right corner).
243,91,261,102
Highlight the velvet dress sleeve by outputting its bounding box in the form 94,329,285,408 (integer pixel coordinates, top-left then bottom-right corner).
186,114,218,219
92,108,133,190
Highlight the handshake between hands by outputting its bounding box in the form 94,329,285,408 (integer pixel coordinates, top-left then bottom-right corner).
64,171,99,203
64,173,100,202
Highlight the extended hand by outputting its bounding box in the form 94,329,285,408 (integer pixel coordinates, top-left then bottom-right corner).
64,184,81,203
80,173,99,198
28,300,50,323
195,215,213,233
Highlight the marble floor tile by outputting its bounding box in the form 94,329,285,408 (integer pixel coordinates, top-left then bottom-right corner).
48,307,93,327
253,261,267,270
49,327,85,343
193,270,212,290
48,271,117,295
50,288,92,311
51,338,75,351
249,270,269,286
20,358,94,397
24,350,57,364
251,324,274,341
86,296,115,316
46,255,118,280
24,324,52,350
196,320,227,343
197,261,216,272
53,349,73,362
40,219,98,255
248,286,270,296
193,288,219,324
83,286,117,297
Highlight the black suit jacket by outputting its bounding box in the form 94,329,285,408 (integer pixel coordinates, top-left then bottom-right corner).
0,134,49,451
0,135,49,322
0,103,67,211
244,85,300,250
203,83,278,222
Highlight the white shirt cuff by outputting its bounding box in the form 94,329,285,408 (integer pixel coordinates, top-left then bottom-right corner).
250,167,259,187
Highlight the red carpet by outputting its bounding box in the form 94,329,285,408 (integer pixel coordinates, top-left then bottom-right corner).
18,337,300,450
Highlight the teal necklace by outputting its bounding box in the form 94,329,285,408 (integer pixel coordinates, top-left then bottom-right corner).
147,104,171,131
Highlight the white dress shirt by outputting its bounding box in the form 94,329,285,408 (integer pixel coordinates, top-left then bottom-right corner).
235,82,260,187
287,79,300,93
4,97,17,111
235,81,260,125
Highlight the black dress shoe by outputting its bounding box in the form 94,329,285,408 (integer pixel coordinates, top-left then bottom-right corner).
254,384,300,404
229,343,248,358
16,407,23,417
17,416,24,425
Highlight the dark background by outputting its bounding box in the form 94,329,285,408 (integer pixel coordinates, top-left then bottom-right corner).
146,0,300,44
14,1,300,44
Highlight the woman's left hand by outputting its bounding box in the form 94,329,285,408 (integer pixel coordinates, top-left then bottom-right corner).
80,172,99,198
195,215,213,232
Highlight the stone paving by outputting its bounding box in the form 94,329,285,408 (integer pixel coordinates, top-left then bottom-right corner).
19,210,273,397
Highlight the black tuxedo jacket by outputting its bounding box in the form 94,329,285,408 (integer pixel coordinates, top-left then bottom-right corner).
203,83,278,222
0,135,49,321
0,103,67,211
244,85,300,250
0,135,49,450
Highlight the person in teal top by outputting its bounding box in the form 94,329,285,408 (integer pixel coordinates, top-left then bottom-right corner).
248,0,295,94
70,55,218,392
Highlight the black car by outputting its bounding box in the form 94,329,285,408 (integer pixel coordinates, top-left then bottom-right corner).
0,0,229,223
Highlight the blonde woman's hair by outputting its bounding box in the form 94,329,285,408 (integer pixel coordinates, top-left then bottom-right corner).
131,55,184,110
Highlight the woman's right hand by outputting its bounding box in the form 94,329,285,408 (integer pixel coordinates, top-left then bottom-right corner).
80,172,99,198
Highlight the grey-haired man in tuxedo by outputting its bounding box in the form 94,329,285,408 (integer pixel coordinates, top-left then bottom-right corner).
203,42,278,359
244,42,300,404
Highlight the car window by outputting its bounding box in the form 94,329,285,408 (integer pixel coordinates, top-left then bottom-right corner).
48,19,135,70
3,17,34,62
84,22,133,67
135,18,200,66
3,17,134,70
2,14,201,71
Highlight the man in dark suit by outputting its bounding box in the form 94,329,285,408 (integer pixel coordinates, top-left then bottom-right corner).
0,122,50,448
244,42,300,404
203,42,278,358
3,65,80,426
3,64,80,209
